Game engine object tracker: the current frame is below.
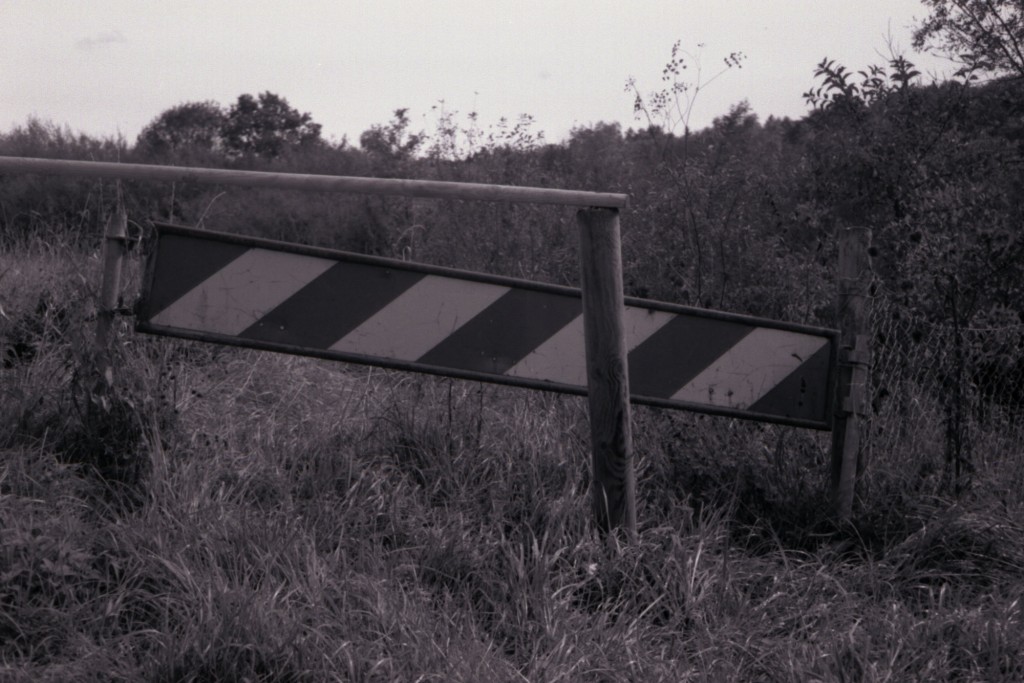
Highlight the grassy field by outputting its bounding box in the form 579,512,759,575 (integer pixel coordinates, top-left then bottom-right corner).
3,237,1024,682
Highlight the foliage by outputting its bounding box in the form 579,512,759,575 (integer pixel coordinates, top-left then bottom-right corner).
803,45,1024,491
422,104,546,164
0,241,155,510
0,119,127,247
801,48,1024,316
625,40,746,145
625,45,815,318
136,100,226,157
623,44,825,322
221,91,323,159
803,55,922,110
358,107,424,166
135,92,324,163
914,0,1024,78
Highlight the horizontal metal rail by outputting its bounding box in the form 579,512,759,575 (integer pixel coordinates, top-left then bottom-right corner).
0,156,629,208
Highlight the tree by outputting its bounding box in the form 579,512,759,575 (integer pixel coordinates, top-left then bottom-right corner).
221,92,323,158
359,108,424,161
914,0,1024,78
800,53,973,234
136,101,226,156
802,47,1024,492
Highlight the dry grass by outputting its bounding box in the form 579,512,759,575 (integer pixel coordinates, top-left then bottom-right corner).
3,239,1024,682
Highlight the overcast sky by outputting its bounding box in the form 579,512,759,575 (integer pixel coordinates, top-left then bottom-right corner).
2,1,954,147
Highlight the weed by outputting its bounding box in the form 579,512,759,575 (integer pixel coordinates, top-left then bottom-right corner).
3,229,1024,681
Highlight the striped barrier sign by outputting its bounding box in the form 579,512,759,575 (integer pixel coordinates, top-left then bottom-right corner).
137,224,838,429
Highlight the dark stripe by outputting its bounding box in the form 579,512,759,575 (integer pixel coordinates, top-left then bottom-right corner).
749,341,832,423
628,316,753,399
418,288,582,375
239,262,425,348
143,232,248,320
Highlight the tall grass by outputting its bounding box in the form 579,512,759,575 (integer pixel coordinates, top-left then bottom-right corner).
3,236,1024,682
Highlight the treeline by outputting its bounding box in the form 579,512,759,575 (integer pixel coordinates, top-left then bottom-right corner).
2,69,1022,335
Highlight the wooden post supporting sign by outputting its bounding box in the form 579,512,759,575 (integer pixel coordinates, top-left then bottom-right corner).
831,227,872,521
577,208,636,539
95,205,128,364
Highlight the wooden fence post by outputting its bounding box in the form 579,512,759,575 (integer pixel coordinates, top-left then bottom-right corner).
95,204,128,367
577,207,636,539
831,227,872,521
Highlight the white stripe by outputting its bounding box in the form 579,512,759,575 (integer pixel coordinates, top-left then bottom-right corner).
505,315,586,385
330,275,508,360
672,328,828,408
151,248,335,335
623,305,675,350
506,305,674,386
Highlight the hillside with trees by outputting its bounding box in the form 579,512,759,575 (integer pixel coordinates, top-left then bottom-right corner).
2,4,1024,679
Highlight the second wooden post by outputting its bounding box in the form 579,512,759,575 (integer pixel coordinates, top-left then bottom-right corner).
577,207,636,538
831,227,872,522
95,204,128,363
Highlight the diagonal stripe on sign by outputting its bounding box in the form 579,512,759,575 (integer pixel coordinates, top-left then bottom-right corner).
145,233,249,319
671,327,829,409
330,275,509,360
628,316,753,399
750,341,833,418
240,261,425,348
624,306,676,350
505,314,586,385
507,306,675,387
150,248,335,335
418,288,582,376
